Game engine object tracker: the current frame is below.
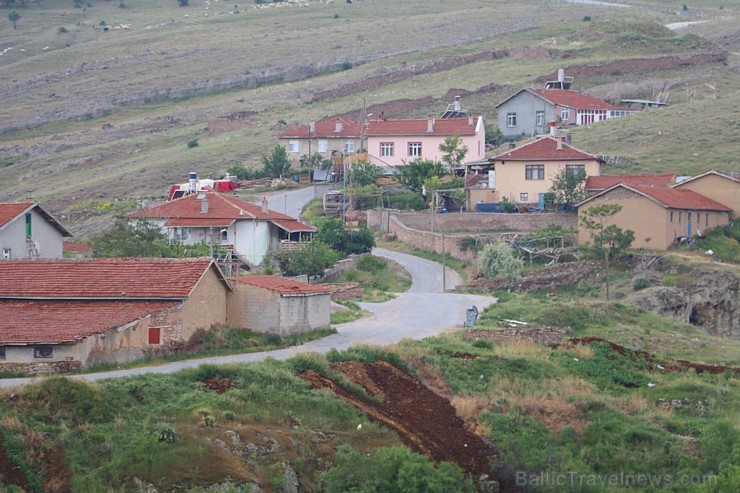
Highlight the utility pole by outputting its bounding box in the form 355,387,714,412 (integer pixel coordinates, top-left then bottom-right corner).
342,152,347,223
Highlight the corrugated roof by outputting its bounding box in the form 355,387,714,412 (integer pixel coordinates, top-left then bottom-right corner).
0,258,217,299
365,117,478,137
278,116,362,138
0,300,179,344
586,174,675,191
233,276,332,295
492,137,598,161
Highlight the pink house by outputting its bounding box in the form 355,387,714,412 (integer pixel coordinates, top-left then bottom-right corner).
364,116,485,172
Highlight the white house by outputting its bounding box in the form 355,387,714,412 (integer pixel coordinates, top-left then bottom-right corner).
0,202,73,260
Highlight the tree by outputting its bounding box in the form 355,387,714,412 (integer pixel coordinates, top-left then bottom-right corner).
548,168,587,211
580,204,635,300
484,123,504,147
348,159,383,187
438,135,468,170
476,243,524,282
274,241,338,279
261,145,292,178
314,217,374,257
394,158,445,193
92,217,196,258
8,10,20,29
299,152,330,170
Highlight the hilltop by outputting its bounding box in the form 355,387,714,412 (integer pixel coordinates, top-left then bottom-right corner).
0,0,739,236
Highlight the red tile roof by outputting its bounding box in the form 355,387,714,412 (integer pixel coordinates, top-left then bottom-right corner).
0,300,179,344
278,117,362,138
673,170,740,188
630,185,732,211
0,202,33,229
492,137,599,161
586,174,675,191
233,276,332,295
0,258,218,299
132,193,313,233
530,89,632,111
365,117,478,137
271,219,316,233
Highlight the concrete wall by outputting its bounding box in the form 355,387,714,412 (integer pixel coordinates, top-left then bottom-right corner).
0,207,65,260
578,189,732,250
497,91,554,137
280,136,363,164
493,157,601,206
227,284,330,336
674,174,739,220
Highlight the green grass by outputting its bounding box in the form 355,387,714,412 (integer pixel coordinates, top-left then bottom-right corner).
327,253,411,301
692,221,740,263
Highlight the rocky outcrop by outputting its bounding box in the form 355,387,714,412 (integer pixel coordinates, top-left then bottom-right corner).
629,268,739,340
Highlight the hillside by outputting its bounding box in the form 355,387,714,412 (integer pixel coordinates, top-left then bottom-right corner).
0,0,739,237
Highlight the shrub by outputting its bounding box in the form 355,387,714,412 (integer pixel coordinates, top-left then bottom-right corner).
477,243,523,281
355,254,387,273
632,276,651,291
583,15,591,21
187,138,199,148
499,196,518,213
314,218,374,257
58,26,68,33
274,241,338,278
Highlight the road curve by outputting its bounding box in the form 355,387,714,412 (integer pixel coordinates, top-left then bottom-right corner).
0,249,495,388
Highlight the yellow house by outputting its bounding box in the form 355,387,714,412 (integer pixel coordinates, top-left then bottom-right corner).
672,170,739,220
577,184,733,250
489,136,602,209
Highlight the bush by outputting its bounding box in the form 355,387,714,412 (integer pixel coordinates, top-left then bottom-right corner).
274,241,338,278
499,196,518,213
356,254,387,273
632,276,651,291
187,138,199,148
477,243,523,282
58,26,68,33
314,218,374,257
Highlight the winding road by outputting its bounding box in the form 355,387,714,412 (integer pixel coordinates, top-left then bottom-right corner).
0,248,495,389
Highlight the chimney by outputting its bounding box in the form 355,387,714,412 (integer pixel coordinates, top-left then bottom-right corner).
454,95,462,112
201,195,209,214
556,137,563,150
261,196,269,214
334,118,343,133
468,115,474,126
549,121,557,137
558,68,565,83
427,115,434,133
309,121,315,133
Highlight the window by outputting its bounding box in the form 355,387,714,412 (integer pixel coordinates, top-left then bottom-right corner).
670,211,674,223
380,142,394,157
149,327,161,345
0,347,5,360
34,346,53,359
706,214,709,227
536,111,545,126
2,248,10,260
287,140,300,153
520,193,528,202
506,112,517,128
566,164,585,174
175,228,190,241
525,165,545,180
344,140,355,153
25,213,32,238
318,140,328,153
561,107,570,121
408,142,422,157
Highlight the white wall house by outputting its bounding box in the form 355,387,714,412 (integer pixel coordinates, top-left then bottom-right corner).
0,202,73,260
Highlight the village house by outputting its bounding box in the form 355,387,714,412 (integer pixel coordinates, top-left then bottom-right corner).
364,115,485,173
0,202,73,260
277,116,363,164
227,276,332,336
0,258,232,374
481,136,602,210
496,87,638,137
672,170,740,220
130,192,315,267
577,184,733,250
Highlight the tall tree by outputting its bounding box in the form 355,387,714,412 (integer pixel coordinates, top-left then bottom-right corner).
261,145,292,178
548,168,587,211
394,158,445,193
438,135,468,170
580,204,635,300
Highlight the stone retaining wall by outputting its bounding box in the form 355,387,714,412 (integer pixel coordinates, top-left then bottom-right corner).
0,360,82,376
323,254,360,281
466,327,565,346
323,283,364,301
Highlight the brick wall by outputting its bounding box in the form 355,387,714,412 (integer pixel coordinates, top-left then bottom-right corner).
0,360,82,376
466,327,565,346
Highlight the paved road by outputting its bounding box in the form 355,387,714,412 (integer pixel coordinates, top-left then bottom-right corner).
0,249,494,388
261,184,333,219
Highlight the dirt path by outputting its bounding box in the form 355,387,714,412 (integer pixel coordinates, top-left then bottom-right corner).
299,361,519,491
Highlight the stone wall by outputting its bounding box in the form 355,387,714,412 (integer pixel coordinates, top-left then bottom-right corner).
323,283,364,301
466,327,565,346
323,254,360,281
0,360,82,376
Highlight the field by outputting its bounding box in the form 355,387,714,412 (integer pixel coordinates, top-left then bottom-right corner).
1,0,739,237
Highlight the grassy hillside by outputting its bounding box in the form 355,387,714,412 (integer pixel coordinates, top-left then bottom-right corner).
1,0,738,237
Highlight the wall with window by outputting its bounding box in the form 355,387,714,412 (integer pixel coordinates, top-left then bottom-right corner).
0,206,65,260
497,91,555,137
673,174,739,220
279,137,363,163
493,157,600,206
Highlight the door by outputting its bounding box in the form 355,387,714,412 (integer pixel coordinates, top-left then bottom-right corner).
538,193,545,211
687,212,692,238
